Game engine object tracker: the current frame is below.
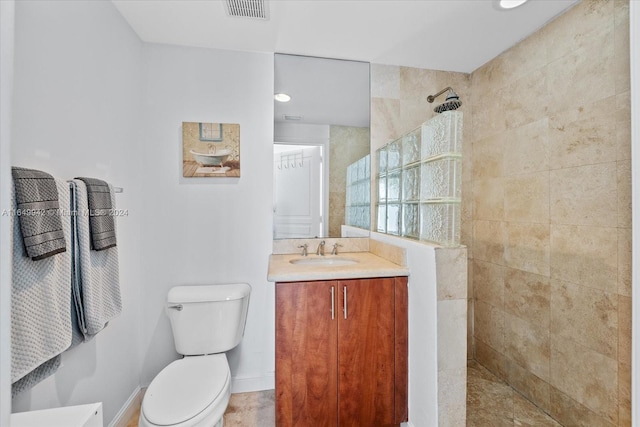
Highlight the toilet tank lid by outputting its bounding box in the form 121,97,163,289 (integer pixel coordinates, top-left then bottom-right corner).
167,283,251,304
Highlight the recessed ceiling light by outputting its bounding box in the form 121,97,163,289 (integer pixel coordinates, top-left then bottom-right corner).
499,0,528,9
274,93,291,102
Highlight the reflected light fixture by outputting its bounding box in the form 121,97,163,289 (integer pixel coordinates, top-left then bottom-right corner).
274,93,291,102
499,0,528,9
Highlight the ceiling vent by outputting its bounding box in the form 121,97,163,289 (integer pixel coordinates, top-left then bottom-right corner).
224,0,269,20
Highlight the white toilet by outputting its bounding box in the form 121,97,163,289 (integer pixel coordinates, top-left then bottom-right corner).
139,283,251,427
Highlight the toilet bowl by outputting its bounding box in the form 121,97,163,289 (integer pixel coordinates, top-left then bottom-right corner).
139,354,230,427
139,284,251,427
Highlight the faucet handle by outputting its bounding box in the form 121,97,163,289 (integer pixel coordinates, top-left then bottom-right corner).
331,243,343,255
298,244,308,256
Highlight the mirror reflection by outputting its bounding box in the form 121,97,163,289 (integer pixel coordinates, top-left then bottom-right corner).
273,54,370,239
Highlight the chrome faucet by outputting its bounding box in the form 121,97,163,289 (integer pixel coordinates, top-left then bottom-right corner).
316,240,325,256
331,243,343,255
298,244,308,256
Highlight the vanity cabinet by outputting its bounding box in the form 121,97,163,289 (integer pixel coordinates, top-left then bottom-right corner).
275,277,408,427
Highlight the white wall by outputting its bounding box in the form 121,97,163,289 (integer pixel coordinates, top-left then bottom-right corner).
369,232,439,426
0,1,16,426
138,44,275,392
10,1,145,424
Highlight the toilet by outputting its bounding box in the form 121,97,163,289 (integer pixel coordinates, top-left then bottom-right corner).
139,283,251,427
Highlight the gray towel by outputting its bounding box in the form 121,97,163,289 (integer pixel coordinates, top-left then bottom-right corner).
75,177,116,251
11,178,72,396
70,179,121,340
11,167,66,260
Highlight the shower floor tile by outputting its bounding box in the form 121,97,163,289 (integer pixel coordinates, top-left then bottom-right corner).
467,360,562,426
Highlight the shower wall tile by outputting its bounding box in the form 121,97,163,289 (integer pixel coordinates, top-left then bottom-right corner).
618,295,631,365
504,313,550,382
549,335,618,425
504,173,549,224
370,64,400,99
542,0,614,63
614,0,630,94
471,89,508,142
473,220,505,265
474,300,505,354
503,68,549,131
502,119,550,176
474,339,507,381
549,385,616,427
617,160,631,228
550,279,618,359
546,43,615,116
473,133,504,179
435,247,468,301
549,224,618,293
549,162,617,228
617,91,631,161
505,222,550,277
619,361,631,427
370,97,401,152
506,359,550,413
504,268,550,327
472,259,504,309
473,178,504,221
548,96,617,170
618,228,632,297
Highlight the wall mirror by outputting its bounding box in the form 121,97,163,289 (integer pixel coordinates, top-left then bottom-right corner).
273,53,370,239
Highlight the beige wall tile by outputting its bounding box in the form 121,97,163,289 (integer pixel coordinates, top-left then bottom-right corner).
550,279,618,358
546,44,615,116
474,300,505,354
618,227,632,296
435,247,468,300
505,222,550,276
548,96,617,170
472,89,508,142
618,295,631,365
370,64,400,99
543,0,614,63
619,361,631,427
504,268,550,327
503,68,549,130
617,159,631,227
549,385,616,427
437,300,467,372
503,119,550,176
617,91,631,160
467,298,474,360
473,178,504,221
475,339,508,381
550,335,618,424
550,224,618,293
504,173,549,224
473,220,506,265
370,97,401,151
504,313,550,381
614,0,630,94
550,162,617,227
473,133,504,179
506,358,551,413
438,366,467,427
473,259,505,308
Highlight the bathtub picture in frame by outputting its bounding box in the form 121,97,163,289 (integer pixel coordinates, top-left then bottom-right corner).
182,122,241,177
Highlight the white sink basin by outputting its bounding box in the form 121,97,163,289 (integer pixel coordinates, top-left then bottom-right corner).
290,257,359,266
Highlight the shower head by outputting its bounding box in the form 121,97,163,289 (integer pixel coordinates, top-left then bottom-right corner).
427,87,462,113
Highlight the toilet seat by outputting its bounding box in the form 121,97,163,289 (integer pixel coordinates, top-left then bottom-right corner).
142,354,230,426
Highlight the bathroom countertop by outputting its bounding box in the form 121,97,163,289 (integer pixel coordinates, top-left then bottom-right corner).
267,251,409,282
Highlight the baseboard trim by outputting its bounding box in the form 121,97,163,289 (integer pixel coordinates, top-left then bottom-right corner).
109,386,146,427
231,373,275,393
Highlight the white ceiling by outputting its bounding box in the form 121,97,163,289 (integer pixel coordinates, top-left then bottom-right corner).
112,0,578,127
112,0,577,73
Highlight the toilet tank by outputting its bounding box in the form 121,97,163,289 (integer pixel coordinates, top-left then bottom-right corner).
166,283,251,356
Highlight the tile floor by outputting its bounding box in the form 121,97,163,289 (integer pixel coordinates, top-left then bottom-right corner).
127,362,562,426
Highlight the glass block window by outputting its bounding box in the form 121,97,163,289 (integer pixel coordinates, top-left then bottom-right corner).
345,154,371,231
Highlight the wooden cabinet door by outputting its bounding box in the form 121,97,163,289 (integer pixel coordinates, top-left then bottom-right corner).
337,278,395,427
276,281,338,427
